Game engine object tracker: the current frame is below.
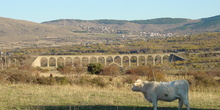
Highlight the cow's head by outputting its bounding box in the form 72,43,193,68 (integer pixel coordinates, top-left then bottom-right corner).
132,79,143,92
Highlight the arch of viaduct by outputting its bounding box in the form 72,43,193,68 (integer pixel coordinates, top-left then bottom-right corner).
31,54,174,69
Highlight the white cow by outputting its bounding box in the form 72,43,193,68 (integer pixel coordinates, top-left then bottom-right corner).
132,79,190,110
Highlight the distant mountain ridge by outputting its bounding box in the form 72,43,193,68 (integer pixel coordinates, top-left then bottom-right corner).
45,18,189,25
130,18,188,24
171,15,220,33
0,15,219,44
43,15,220,34
0,17,83,42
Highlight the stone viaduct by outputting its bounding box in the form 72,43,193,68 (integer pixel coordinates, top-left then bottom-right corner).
31,53,184,69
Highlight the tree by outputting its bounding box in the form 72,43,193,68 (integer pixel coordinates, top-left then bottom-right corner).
87,63,103,74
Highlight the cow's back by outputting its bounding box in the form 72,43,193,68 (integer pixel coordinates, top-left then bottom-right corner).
154,80,189,101
174,80,189,97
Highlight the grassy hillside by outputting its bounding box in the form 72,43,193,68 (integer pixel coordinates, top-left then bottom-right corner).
0,15,219,48
43,15,220,35
171,15,220,34
0,17,83,42
43,18,196,34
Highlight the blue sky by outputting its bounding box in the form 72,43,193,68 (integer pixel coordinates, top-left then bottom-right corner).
0,0,219,23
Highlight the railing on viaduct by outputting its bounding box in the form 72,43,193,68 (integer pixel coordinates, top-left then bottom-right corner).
31,53,184,69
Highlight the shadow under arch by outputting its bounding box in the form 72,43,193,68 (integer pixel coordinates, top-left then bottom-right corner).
147,55,154,66
106,56,113,66
122,56,129,69
90,56,97,63
40,57,48,67
138,56,146,66
73,57,81,67
82,57,89,67
114,56,122,66
65,57,72,66
130,56,137,67
163,55,170,64
155,55,162,65
49,57,56,67
57,57,64,67
98,56,105,66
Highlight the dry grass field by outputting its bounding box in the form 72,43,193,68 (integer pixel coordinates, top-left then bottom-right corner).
0,75,219,110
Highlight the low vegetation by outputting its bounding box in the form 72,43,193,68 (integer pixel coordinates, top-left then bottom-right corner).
10,32,220,55
1,65,220,90
0,32,220,109
0,74,219,109
0,61,219,110
125,65,166,81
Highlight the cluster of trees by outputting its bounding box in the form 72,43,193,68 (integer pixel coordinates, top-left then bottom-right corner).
131,18,187,24
93,18,188,25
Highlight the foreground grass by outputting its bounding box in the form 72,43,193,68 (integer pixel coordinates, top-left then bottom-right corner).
0,84,219,110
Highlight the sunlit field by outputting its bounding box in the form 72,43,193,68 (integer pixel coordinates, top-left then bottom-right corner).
0,75,219,110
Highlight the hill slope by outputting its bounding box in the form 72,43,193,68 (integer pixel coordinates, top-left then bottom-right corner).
42,18,197,34
43,16,220,34
171,15,220,34
0,17,83,42
0,15,219,44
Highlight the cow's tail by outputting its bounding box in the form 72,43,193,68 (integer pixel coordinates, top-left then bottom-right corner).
183,80,190,100
183,80,190,109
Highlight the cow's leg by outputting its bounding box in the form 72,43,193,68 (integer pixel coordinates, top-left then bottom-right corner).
152,100,157,110
183,102,190,110
178,99,183,110
182,98,190,110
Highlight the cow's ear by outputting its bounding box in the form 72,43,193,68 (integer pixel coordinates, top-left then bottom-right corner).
135,79,142,86
134,82,140,86
136,79,142,82
142,81,148,84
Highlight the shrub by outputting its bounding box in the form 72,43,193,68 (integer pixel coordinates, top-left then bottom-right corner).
70,76,107,87
101,65,120,76
0,68,72,85
36,67,49,73
125,65,166,81
74,76,91,85
187,71,219,87
7,72,35,84
87,63,103,74
90,77,107,88
207,71,220,77
36,76,70,85
55,77,69,85
36,77,56,85
75,65,85,73
57,66,75,75
126,65,151,76
122,75,139,84
0,68,36,84
18,65,34,71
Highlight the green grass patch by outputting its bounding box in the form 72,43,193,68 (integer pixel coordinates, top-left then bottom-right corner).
0,84,219,110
